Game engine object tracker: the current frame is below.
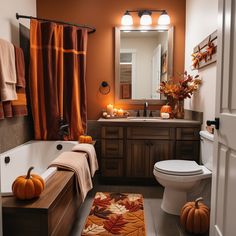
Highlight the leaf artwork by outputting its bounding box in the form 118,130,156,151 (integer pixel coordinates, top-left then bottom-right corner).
82,192,146,235
110,192,127,202
128,194,141,202
103,215,127,234
82,223,105,235
95,192,107,200
123,200,141,212
90,205,112,219
94,196,111,208
109,203,129,215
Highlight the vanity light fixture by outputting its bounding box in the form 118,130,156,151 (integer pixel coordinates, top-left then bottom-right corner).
121,11,133,26
139,10,152,26
158,10,171,25
121,9,170,26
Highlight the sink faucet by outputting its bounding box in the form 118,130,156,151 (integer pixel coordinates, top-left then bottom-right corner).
143,102,148,117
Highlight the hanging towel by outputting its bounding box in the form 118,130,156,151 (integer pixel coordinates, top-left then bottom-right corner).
11,46,28,116
48,151,93,201
0,101,13,119
0,103,3,119
14,46,25,88
72,143,99,177
0,38,17,101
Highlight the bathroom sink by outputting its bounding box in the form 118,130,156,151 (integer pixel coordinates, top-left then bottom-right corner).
127,117,162,121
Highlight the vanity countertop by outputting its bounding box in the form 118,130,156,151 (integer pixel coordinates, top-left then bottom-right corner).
97,117,201,125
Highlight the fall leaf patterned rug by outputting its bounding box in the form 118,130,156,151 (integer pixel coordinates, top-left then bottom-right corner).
82,192,146,235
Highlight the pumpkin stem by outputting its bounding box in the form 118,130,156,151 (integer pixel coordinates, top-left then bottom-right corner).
26,166,34,179
195,197,204,208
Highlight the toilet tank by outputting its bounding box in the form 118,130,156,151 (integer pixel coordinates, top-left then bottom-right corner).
200,131,214,171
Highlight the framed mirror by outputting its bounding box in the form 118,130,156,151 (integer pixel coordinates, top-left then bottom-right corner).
115,26,174,104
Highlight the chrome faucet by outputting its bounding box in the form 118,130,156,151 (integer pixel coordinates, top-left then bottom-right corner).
143,102,148,117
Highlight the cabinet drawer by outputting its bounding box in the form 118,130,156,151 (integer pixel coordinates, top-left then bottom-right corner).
127,127,174,140
175,141,200,162
101,159,123,177
101,127,123,139
101,139,123,158
176,128,200,140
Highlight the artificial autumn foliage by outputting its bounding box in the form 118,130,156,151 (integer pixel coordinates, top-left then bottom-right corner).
82,192,146,235
159,71,202,102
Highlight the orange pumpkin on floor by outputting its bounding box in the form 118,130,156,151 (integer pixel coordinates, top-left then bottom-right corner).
12,166,45,200
180,197,210,234
79,135,93,144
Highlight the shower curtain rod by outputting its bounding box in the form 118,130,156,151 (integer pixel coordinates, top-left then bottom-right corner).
16,13,96,34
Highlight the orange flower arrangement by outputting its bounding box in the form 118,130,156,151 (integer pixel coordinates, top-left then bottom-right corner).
159,71,201,101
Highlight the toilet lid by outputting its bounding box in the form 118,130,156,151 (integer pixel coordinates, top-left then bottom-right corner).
154,160,203,176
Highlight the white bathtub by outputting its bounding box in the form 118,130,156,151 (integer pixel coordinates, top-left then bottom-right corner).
0,140,77,195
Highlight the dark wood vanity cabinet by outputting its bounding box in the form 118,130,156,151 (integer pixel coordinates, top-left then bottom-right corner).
100,121,201,181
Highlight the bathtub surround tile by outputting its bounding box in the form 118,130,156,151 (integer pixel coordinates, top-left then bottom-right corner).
70,178,190,236
0,116,33,153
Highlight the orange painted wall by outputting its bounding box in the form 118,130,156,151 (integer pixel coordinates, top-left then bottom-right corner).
37,0,186,119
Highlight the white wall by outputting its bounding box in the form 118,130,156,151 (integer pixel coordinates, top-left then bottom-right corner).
185,0,218,129
0,1,36,235
0,0,36,45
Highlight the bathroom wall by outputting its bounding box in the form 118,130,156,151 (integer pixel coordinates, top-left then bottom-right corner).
37,0,186,120
0,0,36,153
184,0,218,129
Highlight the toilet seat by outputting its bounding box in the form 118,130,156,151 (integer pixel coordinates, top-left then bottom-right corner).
154,160,203,176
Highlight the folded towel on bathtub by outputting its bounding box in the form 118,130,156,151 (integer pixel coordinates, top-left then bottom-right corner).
72,143,99,177
48,151,93,201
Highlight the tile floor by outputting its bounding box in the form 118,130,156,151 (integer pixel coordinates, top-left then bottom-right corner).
70,178,191,236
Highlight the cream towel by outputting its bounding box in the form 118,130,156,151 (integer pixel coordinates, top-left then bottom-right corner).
72,143,99,177
48,151,93,201
0,38,17,101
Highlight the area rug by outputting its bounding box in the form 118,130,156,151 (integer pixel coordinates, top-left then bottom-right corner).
82,192,146,235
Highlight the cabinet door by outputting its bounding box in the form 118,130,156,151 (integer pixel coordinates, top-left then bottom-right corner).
101,159,123,177
149,140,174,177
126,140,149,178
101,139,123,158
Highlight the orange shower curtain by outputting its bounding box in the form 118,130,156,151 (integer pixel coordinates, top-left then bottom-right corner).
30,19,87,140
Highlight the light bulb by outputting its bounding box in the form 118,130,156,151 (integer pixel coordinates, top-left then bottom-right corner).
121,12,133,26
158,11,170,25
140,13,152,26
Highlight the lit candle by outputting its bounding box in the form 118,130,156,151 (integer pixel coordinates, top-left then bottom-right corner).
117,108,124,117
107,104,113,115
113,108,118,115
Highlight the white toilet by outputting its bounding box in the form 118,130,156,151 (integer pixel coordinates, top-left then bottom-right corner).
153,131,214,215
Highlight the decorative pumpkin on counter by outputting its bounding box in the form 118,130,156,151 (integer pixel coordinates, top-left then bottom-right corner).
79,135,93,144
12,167,45,200
160,104,172,118
180,197,210,234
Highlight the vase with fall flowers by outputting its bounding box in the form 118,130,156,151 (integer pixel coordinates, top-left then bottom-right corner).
159,71,202,119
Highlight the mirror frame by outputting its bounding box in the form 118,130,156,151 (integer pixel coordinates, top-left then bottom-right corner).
115,26,174,105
